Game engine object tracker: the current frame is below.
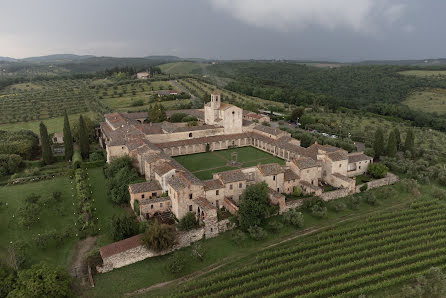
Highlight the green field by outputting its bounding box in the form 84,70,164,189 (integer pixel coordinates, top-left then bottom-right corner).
399,70,446,77
0,175,77,268
159,62,209,74
403,88,446,115
0,111,98,134
173,147,285,180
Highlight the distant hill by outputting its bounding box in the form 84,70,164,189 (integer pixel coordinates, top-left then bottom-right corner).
144,55,181,60
356,58,446,66
0,56,17,62
21,54,95,63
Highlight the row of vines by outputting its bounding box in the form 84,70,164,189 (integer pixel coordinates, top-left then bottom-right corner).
178,198,446,297
74,168,98,237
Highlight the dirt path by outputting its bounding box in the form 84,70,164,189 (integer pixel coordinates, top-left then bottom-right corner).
123,199,413,296
69,236,97,284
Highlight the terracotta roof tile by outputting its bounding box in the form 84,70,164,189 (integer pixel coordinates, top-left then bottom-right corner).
257,163,284,176
217,169,246,184
203,179,224,191
99,234,142,259
129,181,162,193
284,169,299,181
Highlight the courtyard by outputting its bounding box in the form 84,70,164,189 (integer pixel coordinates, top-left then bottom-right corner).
173,146,285,180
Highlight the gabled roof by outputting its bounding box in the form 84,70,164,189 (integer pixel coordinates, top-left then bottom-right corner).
203,179,224,191
167,175,190,191
217,169,246,184
154,162,175,176
129,180,162,194
348,152,373,163
99,234,142,259
293,157,318,169
257,163,284,176
327,151,348,162
284,169,300,181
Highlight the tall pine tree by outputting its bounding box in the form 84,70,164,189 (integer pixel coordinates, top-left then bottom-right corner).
78,115,90,160
39,122,53,165
386,131,397,157
393,128,401,150
373,128,385,158
63,111,73,161
404,129,415,153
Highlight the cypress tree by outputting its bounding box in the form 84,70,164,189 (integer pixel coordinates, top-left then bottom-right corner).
386,131,397,157
159,104,167,122
78,115,90,160
373,128,385,158
404,129,415,153
393,128,401,150
39,122,53,165
63,111,74,161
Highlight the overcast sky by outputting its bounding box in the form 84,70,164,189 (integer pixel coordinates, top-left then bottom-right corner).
1,0,445,61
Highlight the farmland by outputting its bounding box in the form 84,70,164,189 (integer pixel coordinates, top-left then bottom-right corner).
403,88,446,115
159,61,209,74
173,191,446,297
399,70,446,77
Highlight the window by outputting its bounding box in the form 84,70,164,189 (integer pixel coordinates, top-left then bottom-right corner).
232,111,235,115
151,204,153,209
277,188,280,192
152,192,156,197
273,175,276,181
189,193,193,200
160,203,163,207
216,190,219,195
339,164,342,168
211,228,213,232
189,133,192,138
359,166,361,170
230,184,233,190
189,205,193,211
239,183,242,188
141,194,145,199
216,200,219,208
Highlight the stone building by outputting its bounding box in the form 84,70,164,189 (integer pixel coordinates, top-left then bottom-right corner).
99,93,373,238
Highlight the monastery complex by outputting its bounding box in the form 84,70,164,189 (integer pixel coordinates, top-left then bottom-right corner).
99,93,373,238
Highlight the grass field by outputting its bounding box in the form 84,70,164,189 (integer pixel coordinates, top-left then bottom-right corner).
0,111,98,134
85,181,430,298
173,147,285,180
399,70,446,77
159,62,209,74
0,175,77,268
403,88,446,115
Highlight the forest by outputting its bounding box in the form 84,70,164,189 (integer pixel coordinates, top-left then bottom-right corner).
201,62,446,131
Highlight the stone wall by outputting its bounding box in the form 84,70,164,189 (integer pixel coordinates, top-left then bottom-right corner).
284,199,304,211
355,172,399,193
321,188,350,201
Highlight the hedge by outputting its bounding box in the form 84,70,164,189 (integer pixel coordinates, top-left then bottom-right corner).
72,150,82,169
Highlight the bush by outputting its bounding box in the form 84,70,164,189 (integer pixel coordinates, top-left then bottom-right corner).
302,197,326,210
231,230,247,246
166,252,185,274
365,192,378,206
169,113,188,122
367,163,389,179
88,151,104,162
72,150,82,169
248,225,267,240
111,214,140,242
178,212,199,231
311,204,327,218
327,200,346,212
432,188,446,201
52,191,62,202
283,209,304,227
360,184,368,192
267,220,284,232
141,221,176,252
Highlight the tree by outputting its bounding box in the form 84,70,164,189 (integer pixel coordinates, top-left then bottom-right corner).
373,128,385,158
141,221,176,252
394,128,401,150
386,130,397,157
0,262,16,297
111,214,140,241
166,252,184,274
178,212,198,231
238,182,270,231
63,111,73,161
78,115,90,159
368,163,389,179
404,129,415,153
402,267,446,298
290,107,305,122
191,242,206,262
7,262,73,297
283,208,304,227
39,122,53,165
147,103,167,123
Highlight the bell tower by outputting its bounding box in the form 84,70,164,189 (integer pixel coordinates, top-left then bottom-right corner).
211,92,221,110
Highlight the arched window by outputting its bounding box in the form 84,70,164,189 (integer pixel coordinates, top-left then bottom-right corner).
189,133,192,138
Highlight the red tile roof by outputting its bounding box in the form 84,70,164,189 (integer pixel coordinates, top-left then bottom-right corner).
99,234,143,259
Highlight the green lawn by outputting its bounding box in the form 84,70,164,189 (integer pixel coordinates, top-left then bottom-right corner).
173,147,286,180
403,88,446,115
86,181,420,298
87,167,128,247
0,176,77,268
0,111,98,134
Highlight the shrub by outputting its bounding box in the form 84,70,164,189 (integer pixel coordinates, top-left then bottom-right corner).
178,212,199,231
166,252,185,274
191,242,206,262
283,209,304,227
311,204,327,218
231,230,247,246
328,200,346,212
302,196,326,210
432,189,446,201
267,220,284,232
141,221,176,252
368,163,389,179
248,225,267,240
52,191,62,202
365,192,378,206
88,152,103,162
360,184,368,192
169,113,188,122
111,214,140,242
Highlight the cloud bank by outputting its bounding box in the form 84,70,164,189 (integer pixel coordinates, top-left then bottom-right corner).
211,0,408,33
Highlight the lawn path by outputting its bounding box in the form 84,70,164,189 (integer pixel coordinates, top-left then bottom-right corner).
123,199,412,296
70,236,97,286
